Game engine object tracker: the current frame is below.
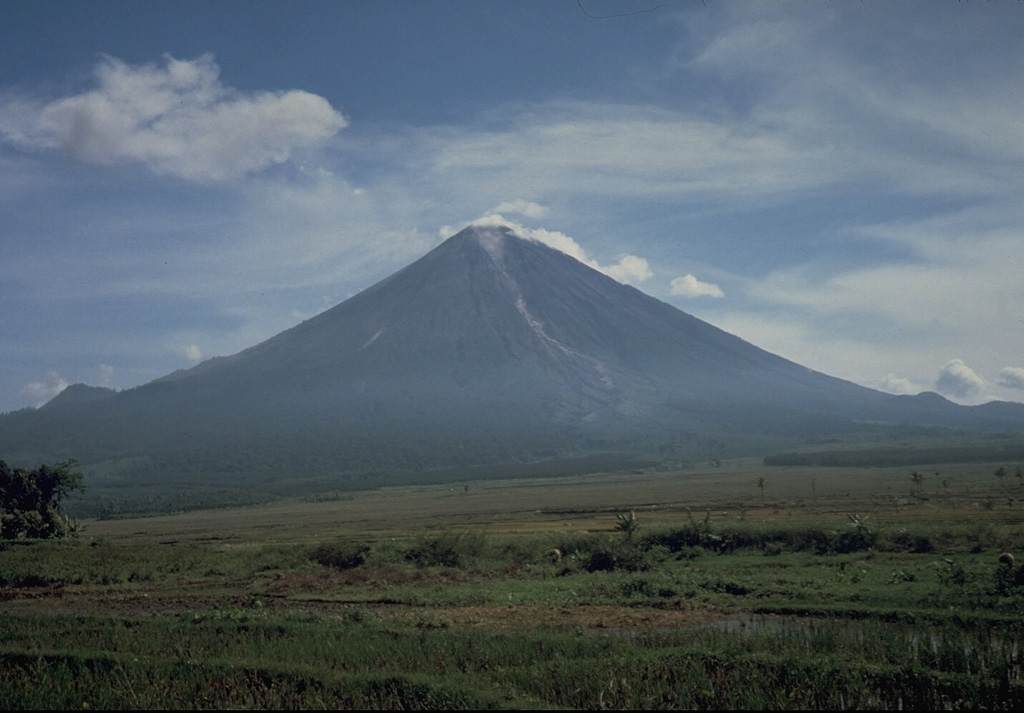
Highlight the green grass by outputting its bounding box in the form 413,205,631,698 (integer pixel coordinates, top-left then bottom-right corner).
3,608,1022,709
4,458,1024,708
0,539,311,587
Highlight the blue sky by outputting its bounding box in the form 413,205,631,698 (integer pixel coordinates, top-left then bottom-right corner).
2,0,1023,413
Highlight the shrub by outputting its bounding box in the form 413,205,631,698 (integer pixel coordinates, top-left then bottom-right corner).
310,541,369,570
936,559,967,588
885,529,934,553
584,540,649,573
0,459,84,540
404,530,485,568
637,524,714,552
549,533,651,574
993,555,1024,595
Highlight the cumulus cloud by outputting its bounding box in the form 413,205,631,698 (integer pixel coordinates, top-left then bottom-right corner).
468,213,653,285
998,366,1024,390
935,359,985,399
2,54,346,181
670,274,725,299
604,254,654,284
22,371,68,406
184,344,203,362
879,373,917,395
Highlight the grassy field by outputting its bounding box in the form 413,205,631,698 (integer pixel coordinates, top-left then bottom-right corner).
3,458,1024,708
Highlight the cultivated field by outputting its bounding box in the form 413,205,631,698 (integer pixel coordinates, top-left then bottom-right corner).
3,458,1024,708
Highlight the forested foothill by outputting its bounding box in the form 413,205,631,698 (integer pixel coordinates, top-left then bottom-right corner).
766,436,1024,468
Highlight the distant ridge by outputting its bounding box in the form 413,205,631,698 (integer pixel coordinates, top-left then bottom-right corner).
39,384,117,410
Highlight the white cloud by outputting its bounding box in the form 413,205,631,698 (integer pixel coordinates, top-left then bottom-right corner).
736,207,1024,400
670,274,724,299
998,367,1024,391
2,54,346,181
492,200,548,220
468,213,652,285
22,371,68,406
425,103,839,202
685,5,1024,200
935,359,985,400
604,254,654,284
879,373,917,395
184,344,203,362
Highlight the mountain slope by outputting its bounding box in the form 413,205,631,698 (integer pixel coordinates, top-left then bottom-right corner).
2,225,1023,486
155,225,884,418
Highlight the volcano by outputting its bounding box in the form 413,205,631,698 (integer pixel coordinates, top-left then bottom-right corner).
2,225,1023,494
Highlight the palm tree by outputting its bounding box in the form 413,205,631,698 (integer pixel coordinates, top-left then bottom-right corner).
615,510,639,541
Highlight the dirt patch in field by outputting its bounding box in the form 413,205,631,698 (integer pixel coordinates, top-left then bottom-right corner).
0,578,722,634
386,602,720,631
264,565,475,594
0,582,251,617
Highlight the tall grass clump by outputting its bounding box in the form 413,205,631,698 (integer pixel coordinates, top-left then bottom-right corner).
404,529,487,568
310,540,370,570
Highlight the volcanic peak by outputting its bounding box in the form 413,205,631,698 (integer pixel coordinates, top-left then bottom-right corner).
469,223,515,264
472,225,584,360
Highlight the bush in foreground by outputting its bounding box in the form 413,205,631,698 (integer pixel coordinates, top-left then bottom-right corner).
0,459,84,540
